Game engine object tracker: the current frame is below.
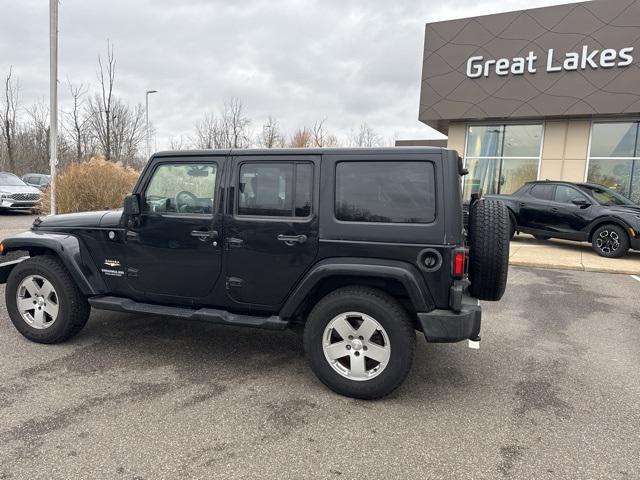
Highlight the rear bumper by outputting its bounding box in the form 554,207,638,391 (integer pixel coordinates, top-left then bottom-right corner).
630,237,640,251
417,294,481,343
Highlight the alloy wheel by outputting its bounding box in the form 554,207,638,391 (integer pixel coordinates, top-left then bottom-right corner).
16,275,59,329
322,312,391,381
596,230,620,254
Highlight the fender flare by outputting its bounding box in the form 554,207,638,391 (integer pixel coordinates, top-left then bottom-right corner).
1,231,107,295
506,207,517,227
279,257,433,319
586,216,634,242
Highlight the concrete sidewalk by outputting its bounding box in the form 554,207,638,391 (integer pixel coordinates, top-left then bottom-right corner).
509,234,640,274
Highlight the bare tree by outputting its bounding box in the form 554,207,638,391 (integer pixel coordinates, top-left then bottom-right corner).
259,116,285,148
220,98,251,148
168,135,189,150
109,100,145,165
192,112,222,149
63,80,90,161
311,119,338,147
349,122,383,147
88,40,116,160
289,127,313,148
0,67,19,172
22,100,50,173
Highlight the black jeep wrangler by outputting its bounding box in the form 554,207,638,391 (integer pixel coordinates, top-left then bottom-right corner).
0,148,509,399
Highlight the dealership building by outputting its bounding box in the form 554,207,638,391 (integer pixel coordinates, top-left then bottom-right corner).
418,0,640,203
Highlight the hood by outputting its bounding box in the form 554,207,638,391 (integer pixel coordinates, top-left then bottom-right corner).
34,210,123,229
608,205,640,215
0,184,42,195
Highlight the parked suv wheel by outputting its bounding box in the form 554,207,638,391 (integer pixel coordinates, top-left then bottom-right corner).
303,286,415,399
5,256,91,343
468,199,510,301
592,224,629,258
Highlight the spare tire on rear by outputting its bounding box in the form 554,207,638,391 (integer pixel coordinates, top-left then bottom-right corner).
468,199,510,301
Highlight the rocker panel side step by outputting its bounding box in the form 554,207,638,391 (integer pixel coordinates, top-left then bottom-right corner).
88,295,289,330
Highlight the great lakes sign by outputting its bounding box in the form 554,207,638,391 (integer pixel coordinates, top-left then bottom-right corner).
466,46,635,78
419,0,640,128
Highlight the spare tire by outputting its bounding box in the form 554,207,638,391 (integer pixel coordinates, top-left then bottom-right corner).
468,199,510,301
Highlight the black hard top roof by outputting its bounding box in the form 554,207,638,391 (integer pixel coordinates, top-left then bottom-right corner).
153,146,447,157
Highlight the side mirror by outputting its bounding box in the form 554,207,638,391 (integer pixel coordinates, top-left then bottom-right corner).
123,193,141,215
571,198,590,207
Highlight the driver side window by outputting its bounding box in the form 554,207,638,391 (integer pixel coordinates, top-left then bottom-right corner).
554,185,586,204
143,163,217,215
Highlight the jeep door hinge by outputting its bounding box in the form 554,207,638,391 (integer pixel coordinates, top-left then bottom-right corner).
226,277,244,289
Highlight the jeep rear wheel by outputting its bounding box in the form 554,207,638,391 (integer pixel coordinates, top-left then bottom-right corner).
303,286,415,399
468,199,510,301
5,256,90,344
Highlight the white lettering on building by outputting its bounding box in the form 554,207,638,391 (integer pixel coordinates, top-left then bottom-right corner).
466,46,634,78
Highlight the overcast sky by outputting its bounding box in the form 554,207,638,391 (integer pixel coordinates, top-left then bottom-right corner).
1,0,578,149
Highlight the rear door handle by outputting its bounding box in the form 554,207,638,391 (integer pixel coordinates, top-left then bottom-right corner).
190,230,218,241
550,208,558,213
519,202,526,207
277,234,307,245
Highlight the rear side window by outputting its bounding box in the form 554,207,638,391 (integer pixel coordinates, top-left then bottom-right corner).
335,161,436,223
238,162,313,218
529,184,554,200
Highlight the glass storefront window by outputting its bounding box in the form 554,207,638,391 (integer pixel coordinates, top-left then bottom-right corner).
466,126,503,157
588,121,640,203
463,124,542,200
589,122,638,157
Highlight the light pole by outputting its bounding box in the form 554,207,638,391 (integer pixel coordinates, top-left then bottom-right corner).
145,90,158,159
49,0,58,215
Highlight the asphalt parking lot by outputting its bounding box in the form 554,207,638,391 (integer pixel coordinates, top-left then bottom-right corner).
1,215,640,479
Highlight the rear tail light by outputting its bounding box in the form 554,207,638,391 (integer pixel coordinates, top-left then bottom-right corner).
452,248,467,279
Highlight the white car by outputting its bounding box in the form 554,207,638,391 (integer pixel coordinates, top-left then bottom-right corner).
0,172,42,211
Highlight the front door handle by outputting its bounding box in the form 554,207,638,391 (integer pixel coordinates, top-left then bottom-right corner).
277,234,308,245
550,208,558,213
519,202,526,207
190,230,218,241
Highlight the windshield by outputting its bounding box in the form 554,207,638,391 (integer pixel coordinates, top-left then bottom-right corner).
0,173,26,187
578,184,634,206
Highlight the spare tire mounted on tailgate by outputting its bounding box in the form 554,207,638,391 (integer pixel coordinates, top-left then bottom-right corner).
468,199,510,301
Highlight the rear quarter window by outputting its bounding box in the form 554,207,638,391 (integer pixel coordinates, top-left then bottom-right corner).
335,161,436,223
529,184,554,200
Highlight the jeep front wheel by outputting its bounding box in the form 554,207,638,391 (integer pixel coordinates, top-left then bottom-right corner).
5,255,91,344
303,286,415,399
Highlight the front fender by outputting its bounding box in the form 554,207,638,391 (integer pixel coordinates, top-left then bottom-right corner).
279,257,433,319
0,231,107,294
585,216,634,241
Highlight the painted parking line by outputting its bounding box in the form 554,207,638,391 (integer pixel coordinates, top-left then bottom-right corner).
631,275,640,283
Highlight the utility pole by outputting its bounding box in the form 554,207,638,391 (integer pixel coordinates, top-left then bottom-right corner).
145,90,157,158
49,0,58,215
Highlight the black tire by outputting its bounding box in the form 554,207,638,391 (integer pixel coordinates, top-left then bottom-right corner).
303,286,415,400
509,217,516,240
533,235,551,241
5,255,90,344
591,224,629,258
468,199,510,301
